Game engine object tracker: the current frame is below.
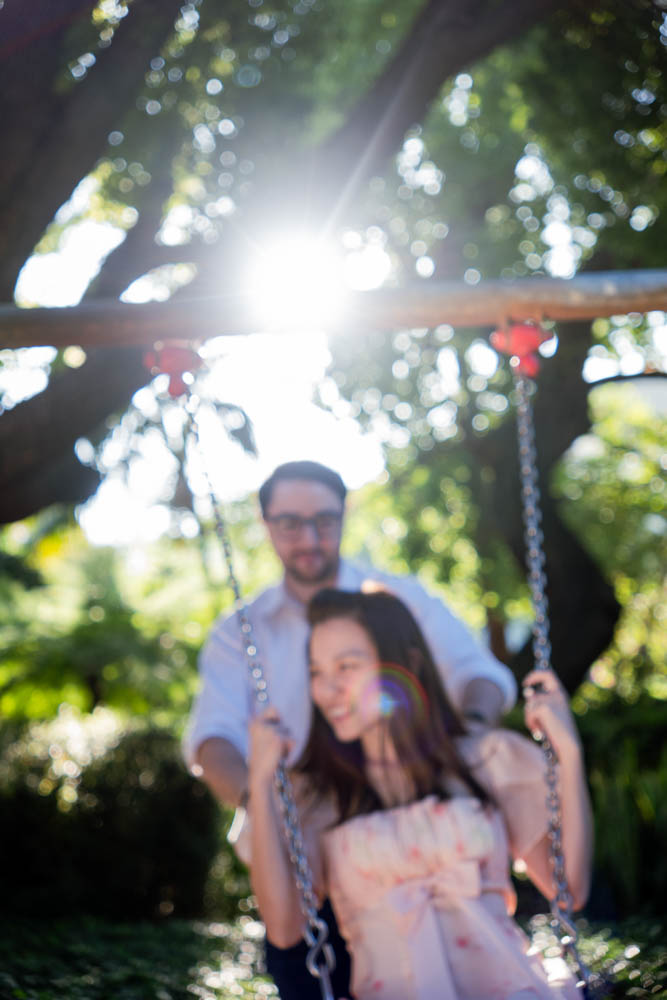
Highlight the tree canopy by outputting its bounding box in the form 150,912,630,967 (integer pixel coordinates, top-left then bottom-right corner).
1,0,666,690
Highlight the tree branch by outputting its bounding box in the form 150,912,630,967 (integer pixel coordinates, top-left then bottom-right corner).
0,0,182,299
0,347,147,524
0,1,96,193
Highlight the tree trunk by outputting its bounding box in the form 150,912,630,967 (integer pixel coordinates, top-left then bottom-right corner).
0,0,182,299
0,347,146,523
470,321,620,690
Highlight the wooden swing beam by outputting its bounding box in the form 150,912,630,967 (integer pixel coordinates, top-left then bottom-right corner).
1,269,666,349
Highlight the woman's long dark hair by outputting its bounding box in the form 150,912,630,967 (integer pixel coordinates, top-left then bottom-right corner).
296,587,491,822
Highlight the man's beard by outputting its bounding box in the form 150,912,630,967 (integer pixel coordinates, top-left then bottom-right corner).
284,550,339,585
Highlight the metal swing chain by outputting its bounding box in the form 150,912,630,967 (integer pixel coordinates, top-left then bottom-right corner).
184,401,336,1000
513,374,595,993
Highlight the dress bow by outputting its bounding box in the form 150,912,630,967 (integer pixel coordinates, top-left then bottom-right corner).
381,860,482,998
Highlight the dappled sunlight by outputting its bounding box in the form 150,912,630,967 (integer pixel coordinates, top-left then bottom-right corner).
583,311,667,382
76,330,385,546
191,914,275,997
15,220,125,308
1,704,125,811
79,478,174,546
465,340,499,378
0,347,56,410
121,262,198,304
14,171,136,308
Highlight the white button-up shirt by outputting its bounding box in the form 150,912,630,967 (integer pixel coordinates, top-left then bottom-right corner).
183,560,517,769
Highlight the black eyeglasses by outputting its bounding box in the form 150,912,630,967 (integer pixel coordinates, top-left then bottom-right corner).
265,511,343,539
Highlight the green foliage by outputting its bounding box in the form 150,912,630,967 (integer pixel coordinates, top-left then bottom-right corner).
528,914,667,999
0,529,200,724
33,0,425,263
576,694,667,917
503,692,666,921
573,917,667,999
0,718,221,921
0,503,278,716
0,506,280,727
0,916,275,1000
317,4,666,524
422,3,665,277
556,382,666,701
311,2,667,314
201,824,254,923
0,551,43,590
556,383,666,583
345,466,530,636
510,5,667,265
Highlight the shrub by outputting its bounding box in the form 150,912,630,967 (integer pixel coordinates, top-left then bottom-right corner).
577,693,667,918
0,714,222,920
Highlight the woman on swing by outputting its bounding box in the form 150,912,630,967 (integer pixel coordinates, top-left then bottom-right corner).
249,587,593,1000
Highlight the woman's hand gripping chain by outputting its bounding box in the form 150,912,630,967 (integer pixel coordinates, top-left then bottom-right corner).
248,706,294,788
522,670,582,762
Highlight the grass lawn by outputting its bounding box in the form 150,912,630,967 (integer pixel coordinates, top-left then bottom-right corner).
0,916,275,1000
0,914,664,999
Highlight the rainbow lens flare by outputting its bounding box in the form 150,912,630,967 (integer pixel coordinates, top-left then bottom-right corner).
360,661,429,724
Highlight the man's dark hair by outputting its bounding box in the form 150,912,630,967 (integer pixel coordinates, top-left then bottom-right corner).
259,461,347,516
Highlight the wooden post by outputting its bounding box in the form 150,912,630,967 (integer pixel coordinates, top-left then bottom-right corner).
1,269,666,348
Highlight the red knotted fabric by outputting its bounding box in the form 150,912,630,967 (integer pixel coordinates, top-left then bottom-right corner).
490,322,551,376
142,344,203,397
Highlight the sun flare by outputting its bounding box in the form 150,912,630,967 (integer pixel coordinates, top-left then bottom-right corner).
246,235,345,332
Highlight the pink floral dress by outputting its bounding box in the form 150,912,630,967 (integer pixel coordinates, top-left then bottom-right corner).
323,730,582,1000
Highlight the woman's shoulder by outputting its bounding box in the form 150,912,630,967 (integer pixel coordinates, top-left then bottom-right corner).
458,728,553,861
457,726,546,789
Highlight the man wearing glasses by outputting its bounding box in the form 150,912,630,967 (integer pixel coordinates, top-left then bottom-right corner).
184,460,516,999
